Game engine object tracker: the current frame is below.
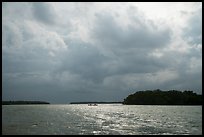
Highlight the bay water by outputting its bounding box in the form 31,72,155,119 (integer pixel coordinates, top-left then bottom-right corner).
2,104,202,135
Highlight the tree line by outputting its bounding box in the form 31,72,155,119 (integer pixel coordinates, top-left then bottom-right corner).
123,89,202,105
2,101,50,105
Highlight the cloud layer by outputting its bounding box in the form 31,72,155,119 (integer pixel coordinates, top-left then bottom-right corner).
2,2,202,103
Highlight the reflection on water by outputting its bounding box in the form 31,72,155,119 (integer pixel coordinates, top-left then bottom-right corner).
2,104,202,135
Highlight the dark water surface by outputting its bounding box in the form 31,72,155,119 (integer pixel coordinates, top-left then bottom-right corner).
2,104,202,135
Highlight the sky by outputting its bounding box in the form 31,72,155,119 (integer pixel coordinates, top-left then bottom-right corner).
2,2,202,103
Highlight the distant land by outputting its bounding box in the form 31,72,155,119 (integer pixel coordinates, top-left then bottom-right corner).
2,101,50,105
123,89,202,105
2,89,202,105
70,102,122,104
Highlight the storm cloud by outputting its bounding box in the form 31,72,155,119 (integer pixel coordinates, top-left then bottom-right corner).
2,2,202,103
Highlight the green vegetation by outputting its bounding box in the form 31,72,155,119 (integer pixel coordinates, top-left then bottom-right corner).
2,101,50,105
123,89,202,105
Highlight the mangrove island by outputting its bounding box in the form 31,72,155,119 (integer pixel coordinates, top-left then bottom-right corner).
2,101,50,105
123,89,202,105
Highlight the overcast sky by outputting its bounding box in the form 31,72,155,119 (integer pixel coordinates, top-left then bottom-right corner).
2,2,202,103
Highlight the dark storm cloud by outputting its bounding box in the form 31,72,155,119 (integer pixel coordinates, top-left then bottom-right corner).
2,24,20,49
93,12,171,51
58,11,171,83
89,12,171,75
59,42,109,83
32,3,57,25
182,8,202,45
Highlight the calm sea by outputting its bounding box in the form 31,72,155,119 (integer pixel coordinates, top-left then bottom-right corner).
2,104,202,135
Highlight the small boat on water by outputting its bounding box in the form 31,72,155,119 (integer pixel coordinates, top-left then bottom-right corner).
88,103,98,106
